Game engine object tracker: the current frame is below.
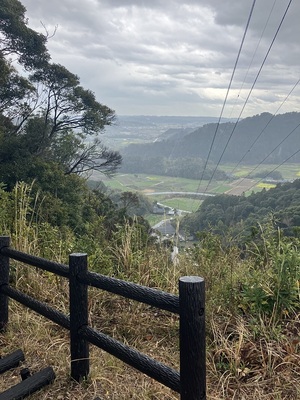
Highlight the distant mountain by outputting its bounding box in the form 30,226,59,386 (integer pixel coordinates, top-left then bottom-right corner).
102,115,235,149
121,112,300,164
154,127,195,142
116,115,231,127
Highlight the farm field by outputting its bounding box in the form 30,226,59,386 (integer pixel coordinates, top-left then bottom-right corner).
153,197,201,212
93,173,234,195
221,162,300,180
94,173,205,193
90,163,300,213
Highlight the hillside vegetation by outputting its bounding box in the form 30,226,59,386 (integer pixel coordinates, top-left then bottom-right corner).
122,112,300,166
119,112,300,181
182,178,300,240
0,181,299,399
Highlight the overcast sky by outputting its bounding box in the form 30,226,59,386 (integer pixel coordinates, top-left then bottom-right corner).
20,0,300,118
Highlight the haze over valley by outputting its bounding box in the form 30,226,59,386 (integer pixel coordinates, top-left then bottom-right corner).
94,112,300,189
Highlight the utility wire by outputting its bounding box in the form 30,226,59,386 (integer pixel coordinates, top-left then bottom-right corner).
195,0,257,194
203,0,293,193
238,120,300,187
246,146,300,193
231,76,300,174
227,0,278,121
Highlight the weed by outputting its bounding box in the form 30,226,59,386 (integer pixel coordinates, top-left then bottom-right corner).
0,187,299,399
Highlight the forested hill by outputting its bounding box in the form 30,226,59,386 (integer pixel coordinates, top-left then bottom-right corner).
182,179,300,239
122,112,300,164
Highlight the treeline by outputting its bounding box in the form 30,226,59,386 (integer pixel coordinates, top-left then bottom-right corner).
182,179,300,240
120,156,230,180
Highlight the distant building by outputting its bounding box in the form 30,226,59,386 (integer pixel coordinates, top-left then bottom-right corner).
152,202,175,215
153,204,165,214
151,219,187,242
152,219,176,236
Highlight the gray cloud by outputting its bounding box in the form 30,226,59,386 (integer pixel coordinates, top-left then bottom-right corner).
20,0,300,117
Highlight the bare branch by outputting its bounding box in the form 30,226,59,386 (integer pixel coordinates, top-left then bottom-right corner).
40,21,58,39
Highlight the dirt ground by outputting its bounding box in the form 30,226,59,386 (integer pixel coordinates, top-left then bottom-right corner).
224,178,257,196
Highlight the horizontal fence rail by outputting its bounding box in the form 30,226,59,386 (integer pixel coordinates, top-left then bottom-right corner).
80,325,180,392
0,236,206,399
0,245,179,313
0,246,69,278
0,285,71,330
78,270,179,314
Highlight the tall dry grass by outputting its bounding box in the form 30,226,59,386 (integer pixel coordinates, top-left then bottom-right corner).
0,185,299,399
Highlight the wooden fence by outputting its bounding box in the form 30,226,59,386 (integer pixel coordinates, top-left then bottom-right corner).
0,236,206,399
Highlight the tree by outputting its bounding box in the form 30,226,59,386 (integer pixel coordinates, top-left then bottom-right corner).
26,63,121,175
118,191,140,214
0,0,49,69
30,64,115,135
0,55,35,125
0,0,122,184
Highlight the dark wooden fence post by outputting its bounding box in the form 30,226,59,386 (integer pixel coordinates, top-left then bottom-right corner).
179,276,206,400
0,236,10,332
69,253,89,382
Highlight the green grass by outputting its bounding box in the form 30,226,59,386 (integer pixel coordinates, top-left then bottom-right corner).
153,197,201,212
256,182,277,189
144,213,167,226
90,164,300,212
209,183,232,193
221,163,300,180
98,174,217,194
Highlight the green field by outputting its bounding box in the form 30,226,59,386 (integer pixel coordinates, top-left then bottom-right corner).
90,163,300,213
151,196,202,212
97,173,208,194
221,163,300,180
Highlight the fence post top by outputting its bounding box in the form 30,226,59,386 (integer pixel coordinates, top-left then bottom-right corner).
69,253,88,257
179,276,204,283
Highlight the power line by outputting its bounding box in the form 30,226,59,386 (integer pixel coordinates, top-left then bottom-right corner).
236,119,300,190
195,0,257,194
226,0,278,121
246,145,300,193
203,0,293,193
231,76,300,174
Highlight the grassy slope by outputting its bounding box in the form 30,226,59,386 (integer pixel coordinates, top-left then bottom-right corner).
0,236,299,400
0,176,299,399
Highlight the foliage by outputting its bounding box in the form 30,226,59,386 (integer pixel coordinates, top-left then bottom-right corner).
184,223,299,330
186,231,248,315
107,219,149,276
0,0,121,190
0,0,49,69
182,179,300,240
1,179,299,399
109,190,153,217
250,169,283,180
120,155,229,181
0,55,35,118
0,2,299,398
238,223,300,322
0,182,13,233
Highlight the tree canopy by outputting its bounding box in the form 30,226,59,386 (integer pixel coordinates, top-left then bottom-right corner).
0,0,121,190
0,0,49,69
182,179,300,241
